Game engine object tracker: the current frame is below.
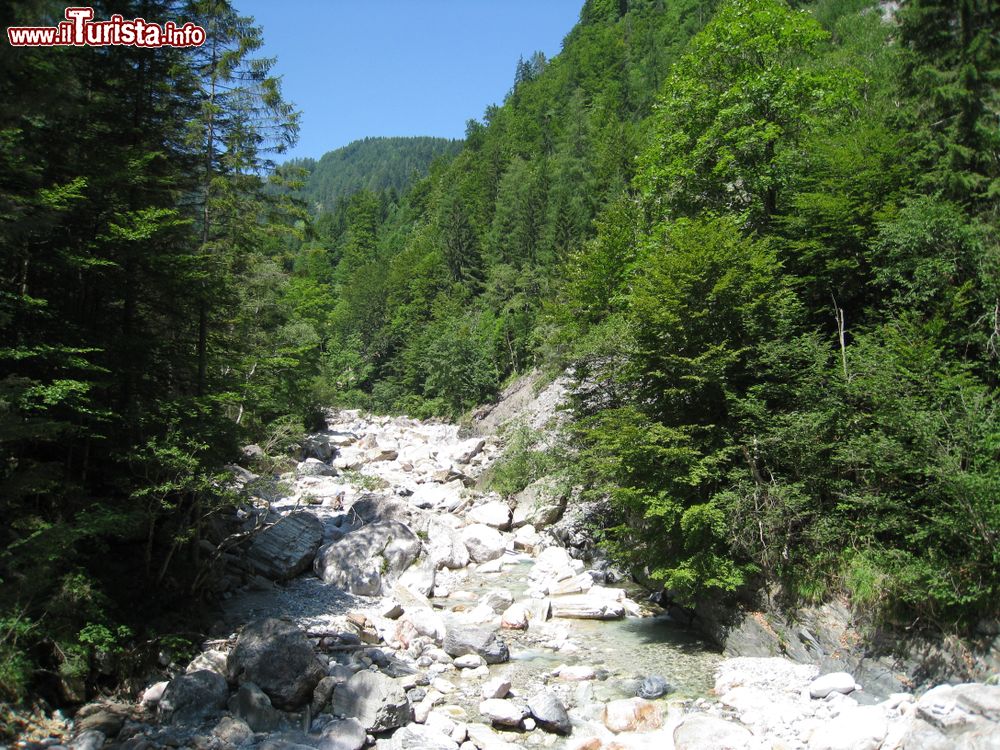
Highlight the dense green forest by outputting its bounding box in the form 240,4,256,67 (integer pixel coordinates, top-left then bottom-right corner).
1,0,998,725
283,137,463,214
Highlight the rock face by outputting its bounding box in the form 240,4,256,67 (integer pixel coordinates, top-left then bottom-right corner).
226,618,324,710
247,511,323,580
331,670,410,734
443,625,510,664
527,692,571,735
158,670,228,724
314,520,422,595
511,478,567,529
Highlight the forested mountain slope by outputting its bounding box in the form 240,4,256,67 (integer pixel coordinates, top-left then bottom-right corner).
285,0,1000,634
1,0,997,728
283,136,463,214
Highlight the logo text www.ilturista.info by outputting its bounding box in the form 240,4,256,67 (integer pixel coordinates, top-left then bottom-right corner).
7,6,206,48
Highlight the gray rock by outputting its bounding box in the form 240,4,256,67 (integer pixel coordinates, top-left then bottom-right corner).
67,731,105,750
229,681,283,732
312,676,338,714
459,524,506,564
213,716,253,745
443,626,510,664
527,692,571,735
467,501,512,531
247,512,324,581
511,479,566,529
478,699,526,728
482,589,514,614
297,458,336,477
550,595,625,620
303,434,337,462
227,618,324,710
158,670,228,724
674,715,752,749
389,724,459,750
809,672,858,699
426,520,470,570
331,670,410,734
954,683,1000,721
637,675,673,700
314,520,422,596
317,718,366,750
75,708,123,737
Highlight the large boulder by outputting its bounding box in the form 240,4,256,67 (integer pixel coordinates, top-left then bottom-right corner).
460,524,506,564
443,625,509,664
247,511,324,581
426,519,470,570
467,501,512,530
158,670,228,724
297,458,336,477
303,434,337,462
511,478,566,529
314,520,422,596
331,670,410,734
808,672,858,699
227,618,324,710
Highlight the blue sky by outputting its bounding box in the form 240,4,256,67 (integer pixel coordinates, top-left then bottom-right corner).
235,1,583,161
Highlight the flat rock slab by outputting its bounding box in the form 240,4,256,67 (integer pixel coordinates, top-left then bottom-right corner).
247,511,324,581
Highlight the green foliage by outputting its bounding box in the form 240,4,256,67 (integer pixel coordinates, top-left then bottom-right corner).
639,0,859,226
483,423,565,497
283,137,463,213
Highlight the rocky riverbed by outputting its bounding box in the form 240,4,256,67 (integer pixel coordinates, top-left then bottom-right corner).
29,388,1000,750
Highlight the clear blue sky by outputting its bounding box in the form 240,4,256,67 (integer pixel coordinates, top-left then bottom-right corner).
235,1,583,161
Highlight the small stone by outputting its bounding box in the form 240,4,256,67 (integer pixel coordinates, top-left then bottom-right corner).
557,665,596,681
637,675,672,700
482,677,511,700
454,654,484,669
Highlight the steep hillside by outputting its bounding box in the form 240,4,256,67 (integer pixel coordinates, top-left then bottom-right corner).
287,136,463,213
